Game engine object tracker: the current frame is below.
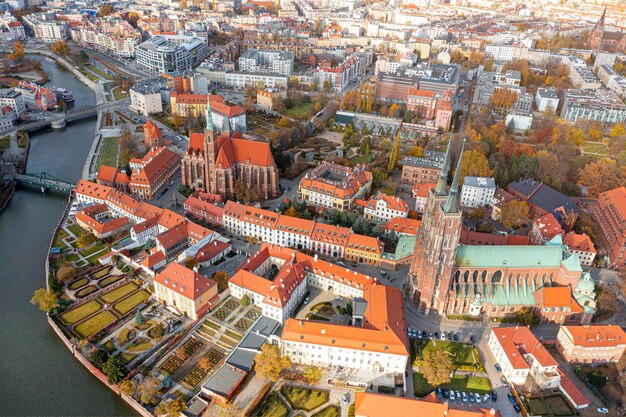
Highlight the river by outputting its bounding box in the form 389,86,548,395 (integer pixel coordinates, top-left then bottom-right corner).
0,55,134,416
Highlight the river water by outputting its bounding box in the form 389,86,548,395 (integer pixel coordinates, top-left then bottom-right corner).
0,55,134,415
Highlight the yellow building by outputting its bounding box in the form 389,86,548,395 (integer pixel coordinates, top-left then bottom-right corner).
154,263,217,320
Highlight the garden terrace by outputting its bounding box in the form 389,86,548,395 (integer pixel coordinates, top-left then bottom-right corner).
280,386,330,412
254,392,289,417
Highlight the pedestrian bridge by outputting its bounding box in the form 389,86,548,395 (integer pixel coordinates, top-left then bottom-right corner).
15,172,75,193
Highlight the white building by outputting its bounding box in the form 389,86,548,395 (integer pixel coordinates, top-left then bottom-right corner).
460,177,496,208
23,16,68,42
0,89,26,117
136,35,207,74
488,327,561,389
535,88,560,112
129,81,164,116
363,193,409,223
238,50,294,76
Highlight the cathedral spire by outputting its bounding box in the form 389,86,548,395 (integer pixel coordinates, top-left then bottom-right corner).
435,123,454,196
443,139,465,213
205,94,214,131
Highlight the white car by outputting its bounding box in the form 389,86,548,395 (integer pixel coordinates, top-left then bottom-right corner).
449,391,456,401
341,394,350,405
597,408,609,414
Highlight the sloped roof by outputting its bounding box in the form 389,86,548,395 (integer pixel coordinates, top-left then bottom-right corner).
455,244,564,268
154,262,216,300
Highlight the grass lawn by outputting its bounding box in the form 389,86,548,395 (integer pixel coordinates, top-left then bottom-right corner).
79,66,99,83
0,135,9,150
87,250,108,265
102,339,115,353
120,352,138,363
526,398,550,415
127,337,153,352
280,386,329,411
94,136,119,171
74,310,117,338
112,290,150,315
254,392,289,417
98,275,122,287
68,277,89,291
117,327,136,345
310,302,336,319
441,375,492,395
65,253,79,262
67,224,83,237
93,267,111,279
53,228,69,247
111,87,128,101
99,282,138,304
313,406,340,417
75,285,98,298
60,300,101,324
582,141,608,155
284,102,314,120
85,64,114,80
412,372,433,397
411,340,483,371
79,242,107,257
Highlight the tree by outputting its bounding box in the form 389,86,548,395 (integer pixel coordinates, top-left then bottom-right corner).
102,354,128,384
215,401,243,417
610,123,625,138
352,216,372,236
56,265,78,282
183,257,198,269
420,346,453,387
212,271,230,291
240,294,251,307
516,307,535,327
7,41,24,62
126,11,140,28
98,5,115,17
534,150,565,189
459,150,493,183
500,200,529,229
407,145,423,157
135,310,144,325
283,206,299,218
118,379,136,397
51,40,69,56
489,88,518,110
277,117,292,127
151,323,165,339
303,365,322,382
76,232,96,248
322,79,333,93
578,158,624,198
234,178,250,202
154,399,187,417
388,132,402,172
89,349,109,369
30,288,58,311
138,376,160,405
254,344,291,382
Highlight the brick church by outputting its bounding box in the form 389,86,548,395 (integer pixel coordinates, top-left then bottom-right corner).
589,8,625,53
181,96,280,199
407,139,595,323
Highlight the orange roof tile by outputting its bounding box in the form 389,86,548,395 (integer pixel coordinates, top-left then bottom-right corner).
563,232,596,254
491,327,557,369
533,213,563,240
412,182,436,198
385,217,421,235
154,263,216,300
129,147,180,187
534,287,583,313
188,132,205,153
76,180,113,201
346,234,382,255
311,223,351,246
275,215,314,236
561,325,626,348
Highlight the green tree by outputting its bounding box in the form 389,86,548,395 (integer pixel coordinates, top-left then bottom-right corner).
90,349,109,369
420,346,453,387
234,178,250,202
135,309,144,325
212,271,230,291
303,365,322,382
56,265,78,282
388,132,402,172
322,79,333,93
151,323,165,339
254,344,291,382
154,399,187,416
516,307,535,327
240,293,251,307
118,379,136,397
102,354,128,384
352,217,372,236
30,288,58,311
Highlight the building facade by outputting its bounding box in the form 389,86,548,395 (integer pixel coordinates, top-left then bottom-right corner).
298,163,372,210
460,177,496,208
556,325,626,364
592,186,626,268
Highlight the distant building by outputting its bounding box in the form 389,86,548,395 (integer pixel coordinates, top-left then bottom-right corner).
560,89,626,124
129,80,164,115
143,120,163,149
238,49,294,75
400,151,445,185
592,186,626,268
362,193,409,223
460,176,495,208
588,8,626,53
557,325,626,364
412,182,435,213
530,213,564,245
136,35,207,74
535,88,560,112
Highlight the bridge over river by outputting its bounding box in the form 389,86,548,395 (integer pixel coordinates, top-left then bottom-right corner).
14,172,75,193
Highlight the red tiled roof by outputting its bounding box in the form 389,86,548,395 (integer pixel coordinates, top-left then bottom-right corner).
534,287,583,313
385,217,421,235
561,325,626,348
154,262,216,301
563,232,596,254
558,370,589,408
130,147,180,187
491,327,558,369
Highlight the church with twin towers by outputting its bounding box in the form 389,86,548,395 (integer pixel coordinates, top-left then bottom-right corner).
407,137,597,324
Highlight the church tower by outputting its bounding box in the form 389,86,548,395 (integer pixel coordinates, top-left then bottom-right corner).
408,138,464,315
204,95,218,194
589,7,606,50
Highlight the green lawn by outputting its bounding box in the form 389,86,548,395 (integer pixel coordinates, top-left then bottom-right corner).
87,250,108,265
441,375,492,395
112,290,151,315
99,275,123,287
411,340,483,371
85,64,114,81
280,386,329,411
93,267,111,279
79,242,108,257
312,405,340,417
94,136,119,171
99,282,138,304
53,228,69,247
254,392,289,417
67,224,83,237
412,372,433,397
60,300,101,325
127,338,154,352
68,277,89,291
284,102,314,120
117,327,136,345
111,87,128,101
74,310,117,338
65,253,79,262
78,66,99,83
582,141,608,155
75,285,98,298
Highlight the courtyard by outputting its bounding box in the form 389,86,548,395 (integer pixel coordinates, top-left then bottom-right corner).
253,384,339,417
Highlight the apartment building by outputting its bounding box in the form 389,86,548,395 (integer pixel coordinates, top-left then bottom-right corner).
488,327,561,389
560,89,626,124
362,193,409,223
299,163,372,210
400,151,445,185
563,232,596,267
136,35,207,74
0,89,26,117
406,89,437,119
592,186,626,268
128,147,181,200
129,80,164,115
69,18,141,58
23,16,68,42
238,49,294,75
460,177,496,208
556,325,626,364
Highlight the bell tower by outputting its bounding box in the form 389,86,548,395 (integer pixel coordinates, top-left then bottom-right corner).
204,94,218,194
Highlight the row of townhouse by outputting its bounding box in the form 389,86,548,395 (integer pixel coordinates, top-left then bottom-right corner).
220,200,384,265
69,18,141,58
227,244,409,380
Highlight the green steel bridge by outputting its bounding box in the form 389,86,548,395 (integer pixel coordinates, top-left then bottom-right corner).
15,172,75,193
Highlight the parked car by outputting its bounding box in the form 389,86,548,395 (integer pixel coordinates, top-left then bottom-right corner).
469,393,475,402
495,363,502,372
456,391,461,400
491,391,497,402
453,333,459,341
470,335,476,344
501,376,508,385
421,331,428,339
440,332,446,340
475,393,481,403
508,393,516,404
428,332,434,339
513,404,521,413
597,408,609,414
341,394,349,405
434,332,440,339
461,392,468,402
335,296,344,302
449,391,456,401
442,389,449,399
436,388,442,399
483,394,490,403
447,332,453,341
